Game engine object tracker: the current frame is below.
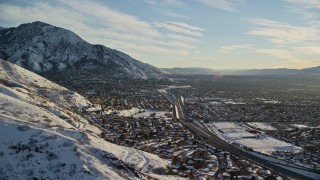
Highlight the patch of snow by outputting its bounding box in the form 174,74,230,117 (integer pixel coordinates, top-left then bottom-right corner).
291,124,309,129
133,110,169,118
273,164,320,179
245,153,320,180
57,62,67,70
207,122,301,155
247,122,277,131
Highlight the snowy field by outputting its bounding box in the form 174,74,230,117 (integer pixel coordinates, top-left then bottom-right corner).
157,85,191,94
214,122,240,130
133,110,169,118
207,122,301,155
105,107,141,117
106,108,171,119
247,122,277,131
235,135,301,153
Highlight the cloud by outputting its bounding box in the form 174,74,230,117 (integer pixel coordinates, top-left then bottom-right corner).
220,44,254,53
106,40,190,56
247,18,320,45
0,0,203,64
286,0,320,9
254,49,316,69
165,11,189,19
143,0,185,7
166,34,199,43
60,0,161,38
255,49,296,60
164,0,184,6
0,1,160,42
154,21,206,37
286,0,320,28
166,41,195,49
196,0,245,12
219,44,317,68
294,46,320,54
288,7,319,20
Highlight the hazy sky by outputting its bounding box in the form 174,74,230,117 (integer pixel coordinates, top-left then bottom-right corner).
0,0,319,69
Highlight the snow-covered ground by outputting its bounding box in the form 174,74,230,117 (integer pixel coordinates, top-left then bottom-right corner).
246,152,320,179
106,107,171,119
247,122,277,131
105,107,141,117
157,85,191,94
0,60,182,179
133,110,169,118
214,122,241,130
291,124,310,129
234,135,301,153
206,122,301,155
272,163,320,179
205,122,318,179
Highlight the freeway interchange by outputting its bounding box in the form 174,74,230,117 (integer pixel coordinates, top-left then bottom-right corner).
173,94,320,180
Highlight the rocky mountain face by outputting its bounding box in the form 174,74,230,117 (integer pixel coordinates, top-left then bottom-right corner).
0,21,165,79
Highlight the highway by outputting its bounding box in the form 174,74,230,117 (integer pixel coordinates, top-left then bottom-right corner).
173,94,320,180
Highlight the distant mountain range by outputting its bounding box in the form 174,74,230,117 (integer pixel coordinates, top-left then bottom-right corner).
162,67,219,75
163,66,320,75
0,21,165,79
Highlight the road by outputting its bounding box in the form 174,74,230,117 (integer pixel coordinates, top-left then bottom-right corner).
173,94,320,180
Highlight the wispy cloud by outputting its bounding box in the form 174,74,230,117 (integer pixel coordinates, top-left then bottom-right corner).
220,44,253,53
294,46,320,54
143,0,185,7
154,21,206,37
166,34,199,43
286,0,320,28
166,41,195,49
219,43,318,68
286,0,320,9
247,18,320,45
165,11,189,19
196,0,245,12
254,49,316,69
255,49,296,60
0,0,204,63
60,0,161,38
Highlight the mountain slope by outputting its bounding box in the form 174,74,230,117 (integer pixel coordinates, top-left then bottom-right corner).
302,66,320,74
235,68,300,75
0,21,165,79
0,60,178,179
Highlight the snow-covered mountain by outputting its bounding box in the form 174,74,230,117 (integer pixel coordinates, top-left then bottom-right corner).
0,60,180,179
0,22,166,79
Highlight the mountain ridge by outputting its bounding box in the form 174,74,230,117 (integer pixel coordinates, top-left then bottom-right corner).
163,66,320,75
0,21,166,79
